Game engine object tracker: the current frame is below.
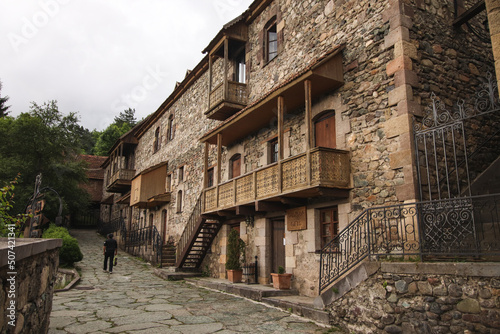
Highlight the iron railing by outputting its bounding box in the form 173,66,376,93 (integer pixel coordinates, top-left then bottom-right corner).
176,193,203,264
127,225,163,266
319,193,500,293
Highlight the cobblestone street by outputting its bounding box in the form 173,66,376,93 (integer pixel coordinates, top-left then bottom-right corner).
49,230,331,334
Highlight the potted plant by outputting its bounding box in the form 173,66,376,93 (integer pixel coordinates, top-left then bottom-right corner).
225,229,245,283
271,266,292,289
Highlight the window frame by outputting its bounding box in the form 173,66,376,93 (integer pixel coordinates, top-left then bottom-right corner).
319,206,339,248
268,137,279,164
153,127,160,153
265,18,278,63
167,114,174,141
177,190,183,213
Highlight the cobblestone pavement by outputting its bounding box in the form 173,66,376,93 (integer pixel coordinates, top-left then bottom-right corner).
49,230,333,334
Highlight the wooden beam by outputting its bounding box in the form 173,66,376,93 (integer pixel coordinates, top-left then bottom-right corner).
305,80,313,186
217,133,222,185
278,96,284,161
217,210,237,217
204,142,209,188
279,197,307,206
453,0,486,26
236,205,256,216
317,188,351,198
224,38,229,100
255,200,287,213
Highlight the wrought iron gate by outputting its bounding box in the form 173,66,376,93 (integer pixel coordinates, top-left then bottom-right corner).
413,73,500,255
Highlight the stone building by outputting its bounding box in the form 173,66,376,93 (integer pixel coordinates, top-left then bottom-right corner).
102,0,499,304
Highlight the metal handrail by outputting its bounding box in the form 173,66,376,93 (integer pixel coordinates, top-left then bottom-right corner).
319,194,500,293
126,225,163,266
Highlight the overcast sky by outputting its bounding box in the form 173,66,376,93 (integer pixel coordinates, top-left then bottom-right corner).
1,0,253,131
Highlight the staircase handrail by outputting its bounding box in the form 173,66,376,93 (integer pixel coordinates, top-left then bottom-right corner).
176,192,203,264
125,224,163,266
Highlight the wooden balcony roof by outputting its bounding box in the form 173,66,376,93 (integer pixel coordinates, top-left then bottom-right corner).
200,45,345,146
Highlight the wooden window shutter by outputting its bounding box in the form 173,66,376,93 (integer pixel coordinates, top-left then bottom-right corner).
257,29,264,65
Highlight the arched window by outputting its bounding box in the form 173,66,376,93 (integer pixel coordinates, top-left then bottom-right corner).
167,115,174,141
177,190,183,213
229,154,241,179
153,127,160,153
314,110,336,149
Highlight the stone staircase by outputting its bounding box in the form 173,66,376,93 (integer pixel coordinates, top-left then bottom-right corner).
161,242,176,267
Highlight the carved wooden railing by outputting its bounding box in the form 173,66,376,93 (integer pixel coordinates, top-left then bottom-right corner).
204,147,350,213
107,168,135,186
209,81,248,110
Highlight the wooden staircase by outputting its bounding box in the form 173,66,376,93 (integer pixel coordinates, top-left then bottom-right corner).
175,194,222,269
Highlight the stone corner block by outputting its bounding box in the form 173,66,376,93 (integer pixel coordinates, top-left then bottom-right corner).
387,56,413,77
388,84,413,107
385,114,410,139
384,26,410,49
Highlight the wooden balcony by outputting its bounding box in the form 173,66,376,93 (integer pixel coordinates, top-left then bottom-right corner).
106,169,135,193
205,81,247,120
203,147,351,214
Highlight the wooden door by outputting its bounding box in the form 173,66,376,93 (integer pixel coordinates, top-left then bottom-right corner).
315,112,336,149
231,155,241,178
271,219,285,274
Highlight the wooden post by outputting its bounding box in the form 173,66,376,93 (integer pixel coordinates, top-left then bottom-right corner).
208,55,213,110
305,80,312,185
217,134,222,185
217,133,223,210
224,38,229,100
204,142,209,188
278,96,284,194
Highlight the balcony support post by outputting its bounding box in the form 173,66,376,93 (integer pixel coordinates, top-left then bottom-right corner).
208,54,213,111
305,80,313,186
224,38,229,101
204,141,209,188
217,133,222,208
278,95,284,194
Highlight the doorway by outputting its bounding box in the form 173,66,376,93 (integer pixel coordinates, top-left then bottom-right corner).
315,111,336,149
271,218,285,275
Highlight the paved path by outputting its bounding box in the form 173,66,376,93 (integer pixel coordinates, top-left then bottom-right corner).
49,230,331,334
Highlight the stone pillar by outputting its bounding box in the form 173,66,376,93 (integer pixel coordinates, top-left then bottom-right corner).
486,0,500,96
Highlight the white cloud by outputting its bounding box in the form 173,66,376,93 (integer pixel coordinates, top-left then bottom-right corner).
0,0,252,130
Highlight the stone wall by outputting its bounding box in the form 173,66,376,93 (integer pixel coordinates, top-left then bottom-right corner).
326,262,500,334
0,238,62,334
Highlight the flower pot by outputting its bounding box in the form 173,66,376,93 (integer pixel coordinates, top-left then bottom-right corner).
271,273,292,290
227,269,243,283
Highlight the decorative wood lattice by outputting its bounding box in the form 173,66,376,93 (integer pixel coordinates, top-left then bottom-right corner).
228,82,248,105
236,174,254,204
209,83,224,109
282,155,307,191
256,165,279,198
311,149,350,187
204,188,217,212
218,181,235,208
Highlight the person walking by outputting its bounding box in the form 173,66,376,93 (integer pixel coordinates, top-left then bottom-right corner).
103,233,118,273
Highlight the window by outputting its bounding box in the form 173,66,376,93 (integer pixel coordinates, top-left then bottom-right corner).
167,115,174,141
269,138,279,164
178,166,184,182
229,154,241,179
177,190,183,213
320,207,339,248
266,19,278,62
235,51,246,84
166,173,172,192
207,167,214,188
153,127,160,153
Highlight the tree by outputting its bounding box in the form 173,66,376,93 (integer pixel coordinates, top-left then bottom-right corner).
114,108,136,127
0,177,30,237
0,80,10,117
93,108,136,156
0,101,90,221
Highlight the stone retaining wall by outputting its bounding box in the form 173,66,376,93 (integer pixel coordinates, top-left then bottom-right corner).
0,238,62,334
327,262,500,333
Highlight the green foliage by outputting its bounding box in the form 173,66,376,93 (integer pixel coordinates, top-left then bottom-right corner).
0,101,90,220
93,108,136,156
0,80,9,117
225,229,245,270
0,178,30,237
278,265,285,274
42,224,83,265
331,287,339,294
